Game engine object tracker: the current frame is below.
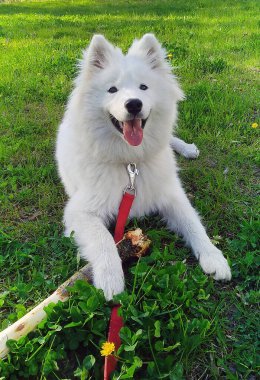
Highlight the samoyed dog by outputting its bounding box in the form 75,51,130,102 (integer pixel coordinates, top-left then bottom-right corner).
56,34,231,300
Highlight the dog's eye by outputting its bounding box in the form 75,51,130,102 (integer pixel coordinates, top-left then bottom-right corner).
139,84,148,90
108,86,118,93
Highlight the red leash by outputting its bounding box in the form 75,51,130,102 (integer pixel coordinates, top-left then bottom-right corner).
104,163,138,379
114,192,136,244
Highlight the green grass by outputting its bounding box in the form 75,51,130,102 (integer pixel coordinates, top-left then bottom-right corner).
0,0,259,379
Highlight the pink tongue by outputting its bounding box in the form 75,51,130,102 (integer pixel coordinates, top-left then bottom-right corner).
122,119,143,146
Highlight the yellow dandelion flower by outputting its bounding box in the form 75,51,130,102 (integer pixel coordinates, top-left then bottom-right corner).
100,341,115,356
251,122,258,129
167,53,173,59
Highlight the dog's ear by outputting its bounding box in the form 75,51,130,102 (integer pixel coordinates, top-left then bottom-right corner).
128,34,167,70
84,35,114,70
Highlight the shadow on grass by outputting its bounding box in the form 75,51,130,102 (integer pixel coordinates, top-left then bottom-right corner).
0,0,195,16
0,0,246,18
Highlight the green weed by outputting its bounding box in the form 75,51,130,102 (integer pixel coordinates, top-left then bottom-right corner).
0,247,221,379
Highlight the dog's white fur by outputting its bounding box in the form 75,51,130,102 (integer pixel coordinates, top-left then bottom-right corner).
56,34,231,300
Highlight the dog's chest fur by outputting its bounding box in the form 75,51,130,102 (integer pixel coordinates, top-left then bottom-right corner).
72,146,177,222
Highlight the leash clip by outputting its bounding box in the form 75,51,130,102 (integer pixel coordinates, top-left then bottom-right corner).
124,163,139,195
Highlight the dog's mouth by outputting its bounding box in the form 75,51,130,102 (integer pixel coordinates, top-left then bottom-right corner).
109,114,147,146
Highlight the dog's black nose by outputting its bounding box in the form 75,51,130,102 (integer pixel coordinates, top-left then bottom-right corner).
125,98,143,115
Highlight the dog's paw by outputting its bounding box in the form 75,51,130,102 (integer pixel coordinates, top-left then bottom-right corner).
199,246,231,281
181,143,200,159
93,262,125,301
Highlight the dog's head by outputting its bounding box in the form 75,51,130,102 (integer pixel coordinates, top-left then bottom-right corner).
76,34,184,149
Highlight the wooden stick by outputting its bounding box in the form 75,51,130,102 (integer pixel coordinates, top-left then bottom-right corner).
0,229,150,358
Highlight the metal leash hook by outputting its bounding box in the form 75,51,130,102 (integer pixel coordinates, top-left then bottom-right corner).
124,163,139,195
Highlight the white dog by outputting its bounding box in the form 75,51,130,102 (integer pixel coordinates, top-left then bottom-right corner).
56,34,231,300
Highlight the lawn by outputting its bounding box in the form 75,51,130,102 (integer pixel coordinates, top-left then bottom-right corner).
0,0,259,379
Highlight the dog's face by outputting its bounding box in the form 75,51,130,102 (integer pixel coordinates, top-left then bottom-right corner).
78,34,184,148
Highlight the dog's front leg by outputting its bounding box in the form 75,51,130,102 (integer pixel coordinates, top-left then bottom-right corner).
64,198,124,300
159,180,231,280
